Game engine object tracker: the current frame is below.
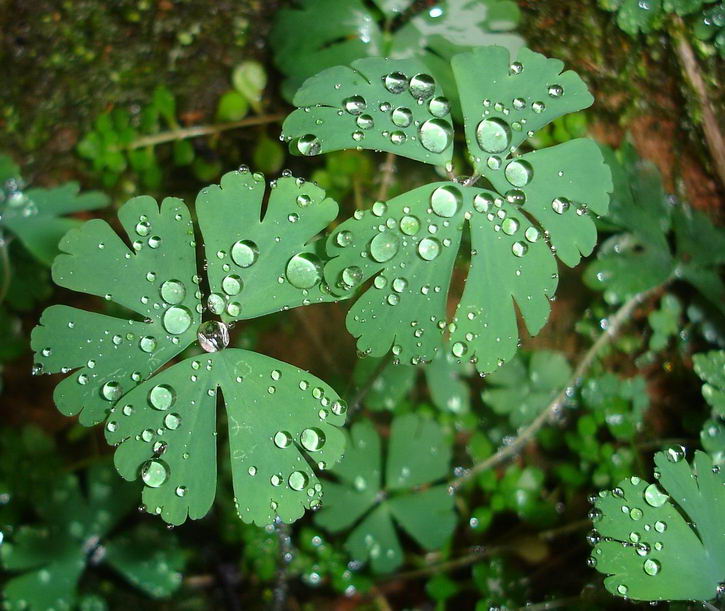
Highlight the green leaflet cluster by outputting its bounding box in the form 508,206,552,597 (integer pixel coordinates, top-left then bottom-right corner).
1,463,185,610
31,170,347,527
694,350,725,464
283,46,612,374
271,0,523,103
590,449,725,601
315,414,456,573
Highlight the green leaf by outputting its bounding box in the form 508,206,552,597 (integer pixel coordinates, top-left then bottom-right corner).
601,0,663,34
315,415,455,573
647,293,681,351
591,450,725,601
232,60,267,112
282,57,455,166
325,182,559,373
196,170,339,322
580,373,649,440
32,172,347,527
253,136,285,175
271,0,522,102
1,463,184,610
664,0,712,15
172,139,194,166
453,46,610,266
152,85,177,125
693,350,725,417
425,351,472,414
216,91,249,122
483,351,571,427
352,356,416,411
0,155,109,265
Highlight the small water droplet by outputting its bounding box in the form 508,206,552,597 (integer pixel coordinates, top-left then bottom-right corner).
141,459,169,488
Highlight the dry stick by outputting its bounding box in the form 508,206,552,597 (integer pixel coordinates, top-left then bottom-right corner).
292,308,343,377
670,16,725,188
125,113,286,150
376,152,397,201
448,284,664,492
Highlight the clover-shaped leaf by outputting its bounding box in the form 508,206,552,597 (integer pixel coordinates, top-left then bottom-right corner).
1,463,185,611
590,450,725,601
585,144,724,310
315,415,455,573
599,0,663,35
31,170,347,526
694,350,725,417
580,373,649,440
482,350,571,427
0,154,109,265
282,57,456,166
271,0,522,102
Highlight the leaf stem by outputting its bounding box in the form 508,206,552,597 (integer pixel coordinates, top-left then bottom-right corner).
669,16,725,188
271,519,292,611
0,232,11,305
347,352,394,417
448,284,666,492
462,173,480,187
125,113,286,150
376,152,397,201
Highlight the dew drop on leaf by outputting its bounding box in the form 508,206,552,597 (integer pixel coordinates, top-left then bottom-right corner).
512,241,528,257
476,118,511,153
101,381,122,401
139,336,157,353
400,215,420,235
274,431,293,448
384,72,408,94
428,96,450,117
552,197,570,214
409,73,435,99
419,119,452,153
418,237,441,261
163,306,192,335
336,230,353,247
231,240,259,268
300,427,326,451
297,134,321,156
148,384,176,411
643,483,669,507
391,107,412,127
643,558,660,576
160,280,186,304
141,459,169,488
356,114,374,130
369,232,400,263
164,413,181,430
342,95,366,115
285,253,322,289
505,160,534,187
222,274,243,296
430,185,462,218
289,471,309,491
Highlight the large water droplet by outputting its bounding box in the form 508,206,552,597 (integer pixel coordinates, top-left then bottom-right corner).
139,336,157,353
505,160,534,187
231,240,259,268
149,384,175,411
643,558,660,576
502,218,520,235
400,215,420,235
289,471,309,491
164,413,181,430
300,428,326,452
418,237,441,261
552,197,570,214
428,96,450,117
343,95,366,115
141,459,169,488
160,280,186,304
473,192,494,213
384,72,408,94
341,266,362,288
163,306,192,335
391,107,412,127
356,114,374,130
222,274,243,296
476,118,511,153
419,119,452,153
430,185,462,218
409,73,435,99
101,381,122,401
297,134,321,156
286,253,322,289
274,431,293,448
369,232,400,263
512,241,528,257
197,320,230,352
643,483,668,507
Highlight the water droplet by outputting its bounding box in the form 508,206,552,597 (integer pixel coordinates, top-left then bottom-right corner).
643,483,668,507
419,119,452,153
331,400,347,415
160,280,186,304
617,584,628,596
372,201,387,216
248,466,257,476
430,185,461,218
300,428,326,451
197,320,230,352
392,277,407,292
384,72,408,94
409,73,435,99
141,459,169,488
356,114,374,130
502,218,520,235
428,96,450,117
418,237,441,261
148,384,175,411
341,265,363,288
164,413,181,430
532,101,546,114
289,471,309,491
286,253,322,289
552,197,570,214
476,118,511,153
369,232,400,263
391,107,412,127
222,274,243,296
390,130,406,145
336,230,353,247
343,95,366,115
274,431,292,448
175,485,187,497
643,558,660,576
505,160,534,187
665,444,685,463
654,520,667,533
148,236,162,248
473,192,494,213
101,381,122,401
548,84,564,98
231,240,259,268
163,306,192,335
452,341,467,357
512,241,528,257
525,227,540,242
135,221,150,236
505,189,525,205
297,134,321,156
207,293,225,315
510,62,524,75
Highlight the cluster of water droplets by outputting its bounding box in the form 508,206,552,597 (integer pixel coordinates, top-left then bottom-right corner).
286,69,453,157
0,173,38,223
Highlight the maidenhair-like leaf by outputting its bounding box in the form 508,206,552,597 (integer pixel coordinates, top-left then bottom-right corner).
271,0,522,101
197,170,338,321
585,144,724,310
282,57,456,166
1,464,184,610
32,170,347,526
315,415,455,573
590,450,725,601
325,182,559,372
0,154,108,265
482,350,570,427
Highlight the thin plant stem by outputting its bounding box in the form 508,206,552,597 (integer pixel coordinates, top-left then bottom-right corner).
0,233,11,305
385,545,499,581
670,16,725,188
510,596,584,611
376,152,397,201
125,113,286,150
347,352,394,417
271,520,292,611
448,283,666,491
463,173,480,187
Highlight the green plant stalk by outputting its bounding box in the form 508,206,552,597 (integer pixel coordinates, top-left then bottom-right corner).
448,282,668,492
125,113,286,150
0,233,11,305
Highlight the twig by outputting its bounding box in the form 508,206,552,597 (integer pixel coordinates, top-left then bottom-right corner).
271,519,292,611
462,173,480,187
670,16,725,188
347,352,394,417
376,152,397,201
292,308,342,377
383,545,499,581
448,284,665,491
125,113,286,150
510,596,583,611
